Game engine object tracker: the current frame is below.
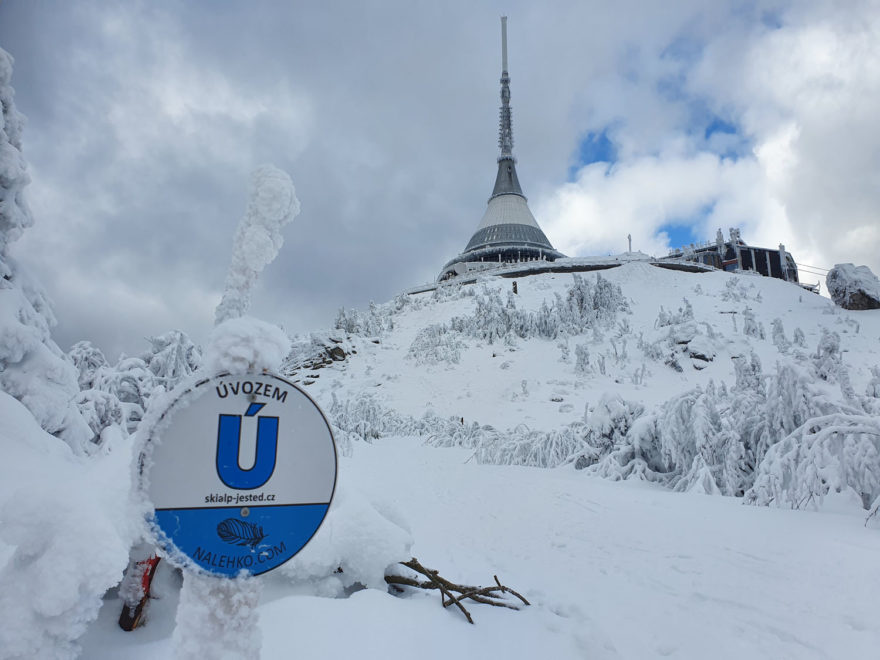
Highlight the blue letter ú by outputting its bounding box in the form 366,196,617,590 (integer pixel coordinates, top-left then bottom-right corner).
216,403,278,490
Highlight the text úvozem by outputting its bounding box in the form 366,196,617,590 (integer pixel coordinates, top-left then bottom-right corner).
215,379,288,402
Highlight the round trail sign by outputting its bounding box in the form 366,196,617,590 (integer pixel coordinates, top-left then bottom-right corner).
139,372,337,577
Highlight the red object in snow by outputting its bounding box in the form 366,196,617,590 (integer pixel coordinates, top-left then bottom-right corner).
118,555,161,631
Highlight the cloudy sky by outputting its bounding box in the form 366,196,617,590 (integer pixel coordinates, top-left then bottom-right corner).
1,0,878,359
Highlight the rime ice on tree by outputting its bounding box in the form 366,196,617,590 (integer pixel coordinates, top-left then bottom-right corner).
0,47,93,452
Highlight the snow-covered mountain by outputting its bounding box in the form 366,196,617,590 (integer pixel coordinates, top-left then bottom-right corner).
290,262,880,507
5,261,880,660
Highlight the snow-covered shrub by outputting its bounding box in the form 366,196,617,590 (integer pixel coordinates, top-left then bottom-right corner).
742,307,765,339
721,277,747,302
406,323,464,365
866,366,880,399
90,356,154,433
655,298,693,328
334,301,394,337
572,394,652,476
574,343,591,375
771,318,789,353
588,414,665,482
329,391,396,449
558,272,630,332
430,277,474,303
474,423,589,469
637,331,670,362
588,394,644,454
677,455,723,495
745,413,880,510
449,273,629,345
68,340,109,390
71,330,202,439
142,329,201,385
74,388,125,444
557,339,570,363
813,328,842,383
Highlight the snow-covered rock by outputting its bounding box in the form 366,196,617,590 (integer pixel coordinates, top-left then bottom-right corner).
826,263,880,310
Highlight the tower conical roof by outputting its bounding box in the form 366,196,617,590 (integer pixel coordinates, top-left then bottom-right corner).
438,17,564,281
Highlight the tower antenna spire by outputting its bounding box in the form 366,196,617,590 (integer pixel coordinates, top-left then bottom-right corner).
501,15,508,73
436,15,565,282
498,16,513,158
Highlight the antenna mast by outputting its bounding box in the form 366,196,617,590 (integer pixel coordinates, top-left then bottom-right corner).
498,16,514,158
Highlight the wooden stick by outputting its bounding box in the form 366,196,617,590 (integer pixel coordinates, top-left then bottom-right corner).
384,557,529,624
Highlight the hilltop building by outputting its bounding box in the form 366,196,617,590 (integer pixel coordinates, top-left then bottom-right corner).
661,228,804,286
438,17,565,282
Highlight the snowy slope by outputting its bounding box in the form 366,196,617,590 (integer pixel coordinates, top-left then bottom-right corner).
71,262,880,660
5,262,880,659
304,262,875,427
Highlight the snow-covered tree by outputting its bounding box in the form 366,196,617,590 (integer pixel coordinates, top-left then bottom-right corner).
142,329,201,385
0,48,91,453
0,49,133,659
0,48,31,253
69,331,201,441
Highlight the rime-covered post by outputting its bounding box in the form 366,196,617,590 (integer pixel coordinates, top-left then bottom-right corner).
214,165,301,326
173,165,300,660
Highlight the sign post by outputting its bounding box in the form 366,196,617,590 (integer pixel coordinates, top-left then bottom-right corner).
139,372,337,578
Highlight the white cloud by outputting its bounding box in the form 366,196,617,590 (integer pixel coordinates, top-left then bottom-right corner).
537,0,880,285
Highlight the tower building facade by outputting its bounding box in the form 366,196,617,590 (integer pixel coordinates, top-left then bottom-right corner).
438,17,565,281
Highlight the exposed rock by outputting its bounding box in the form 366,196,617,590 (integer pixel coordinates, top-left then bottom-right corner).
283,333,354,377
687,335,716,362
827,263,880,310
665,358,683,373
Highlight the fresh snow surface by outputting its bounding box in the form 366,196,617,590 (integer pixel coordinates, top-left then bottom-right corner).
80,437,879,659
4,262,880,659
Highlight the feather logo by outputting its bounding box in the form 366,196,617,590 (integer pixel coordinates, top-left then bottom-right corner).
216,518,267,548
